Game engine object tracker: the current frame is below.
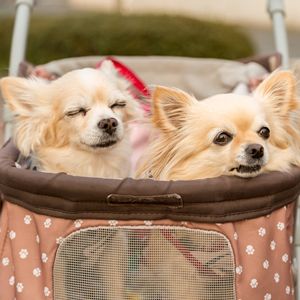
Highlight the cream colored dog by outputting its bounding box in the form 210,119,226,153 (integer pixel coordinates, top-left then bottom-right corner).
1,60,141,178
137,70,300,180
134,70,300,300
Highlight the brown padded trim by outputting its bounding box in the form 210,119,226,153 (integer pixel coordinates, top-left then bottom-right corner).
0,139,299,223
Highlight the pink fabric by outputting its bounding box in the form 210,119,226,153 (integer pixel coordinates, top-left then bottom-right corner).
0,200,295,299
129,124,152,173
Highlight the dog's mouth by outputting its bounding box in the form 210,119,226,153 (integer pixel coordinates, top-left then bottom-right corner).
82,140,118,149
230,165,262,176
91,140,117,148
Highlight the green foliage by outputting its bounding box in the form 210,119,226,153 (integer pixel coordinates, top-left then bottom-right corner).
0,14,254,75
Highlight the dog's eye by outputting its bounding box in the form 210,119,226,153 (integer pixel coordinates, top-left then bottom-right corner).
214,132,232,145
110,101,126,109
259,127,270,139
66,108,87,117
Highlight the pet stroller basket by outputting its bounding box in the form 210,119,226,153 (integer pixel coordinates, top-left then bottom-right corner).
1,1,300,300
0,53,299,300
0,134,299,300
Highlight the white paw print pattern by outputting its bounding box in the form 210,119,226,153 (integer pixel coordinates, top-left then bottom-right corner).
56,237,65,245
9,231,16,240
286,286,291,295
2,257,9,266
33,268,41,277
274,273,280,283
263,260,269,269
44,218,51,228
42,253,48,263
9,276,15,286
290,236,293,244
44,287,51,297
264,293,272,300
181,221,188,225
17,283,24,293
258,227,266,236
108,220,118,226
74,219,83,228
282,254,289,263
36,235,40,243
24,215,32,225
250,279,258,288
234,232,238,240
277,222,285,231
236,265,243,275
270,241,276,250
246,245,255,255
144,220,153,226
19,249,28,259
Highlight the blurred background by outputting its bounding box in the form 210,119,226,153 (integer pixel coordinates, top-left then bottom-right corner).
0,0,299,144
0,0,300,77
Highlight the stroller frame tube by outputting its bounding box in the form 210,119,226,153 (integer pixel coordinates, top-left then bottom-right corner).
267,0,290,69
4,0,35,143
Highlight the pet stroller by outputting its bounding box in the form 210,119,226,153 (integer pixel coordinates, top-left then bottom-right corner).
1,1,299,299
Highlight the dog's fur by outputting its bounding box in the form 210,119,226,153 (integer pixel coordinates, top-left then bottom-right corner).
1,61,141,178
136,70,300,180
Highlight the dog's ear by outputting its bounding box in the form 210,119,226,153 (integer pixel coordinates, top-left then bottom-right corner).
254,70,298,114
99,60,118,76
1,77,50,156
151,86,196,132
1,77,47,116
255,70,300,149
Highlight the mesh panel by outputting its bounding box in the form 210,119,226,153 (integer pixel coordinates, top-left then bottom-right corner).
53,226,235,300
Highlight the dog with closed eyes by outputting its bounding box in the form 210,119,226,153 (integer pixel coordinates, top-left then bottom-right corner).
1,60,142,178
1,60,145,299
136,70,300,181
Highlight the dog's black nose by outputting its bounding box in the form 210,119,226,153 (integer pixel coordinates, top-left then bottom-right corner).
246,144,264,159
98,118,118,135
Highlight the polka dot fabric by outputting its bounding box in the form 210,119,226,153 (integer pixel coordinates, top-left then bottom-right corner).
0,199,295,299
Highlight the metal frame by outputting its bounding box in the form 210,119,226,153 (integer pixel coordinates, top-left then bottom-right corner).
267,0,290,69
267,2,300,299
3,0,35,143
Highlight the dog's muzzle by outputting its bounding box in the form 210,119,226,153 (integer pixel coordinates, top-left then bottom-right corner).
230,143,265,177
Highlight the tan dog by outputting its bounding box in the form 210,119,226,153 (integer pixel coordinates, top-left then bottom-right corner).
134,71,300,299
1,60,141,178
137,70,300,180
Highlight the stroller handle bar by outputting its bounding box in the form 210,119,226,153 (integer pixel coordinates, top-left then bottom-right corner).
268,0,290,69
8,0,35,77
3,0,35,143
